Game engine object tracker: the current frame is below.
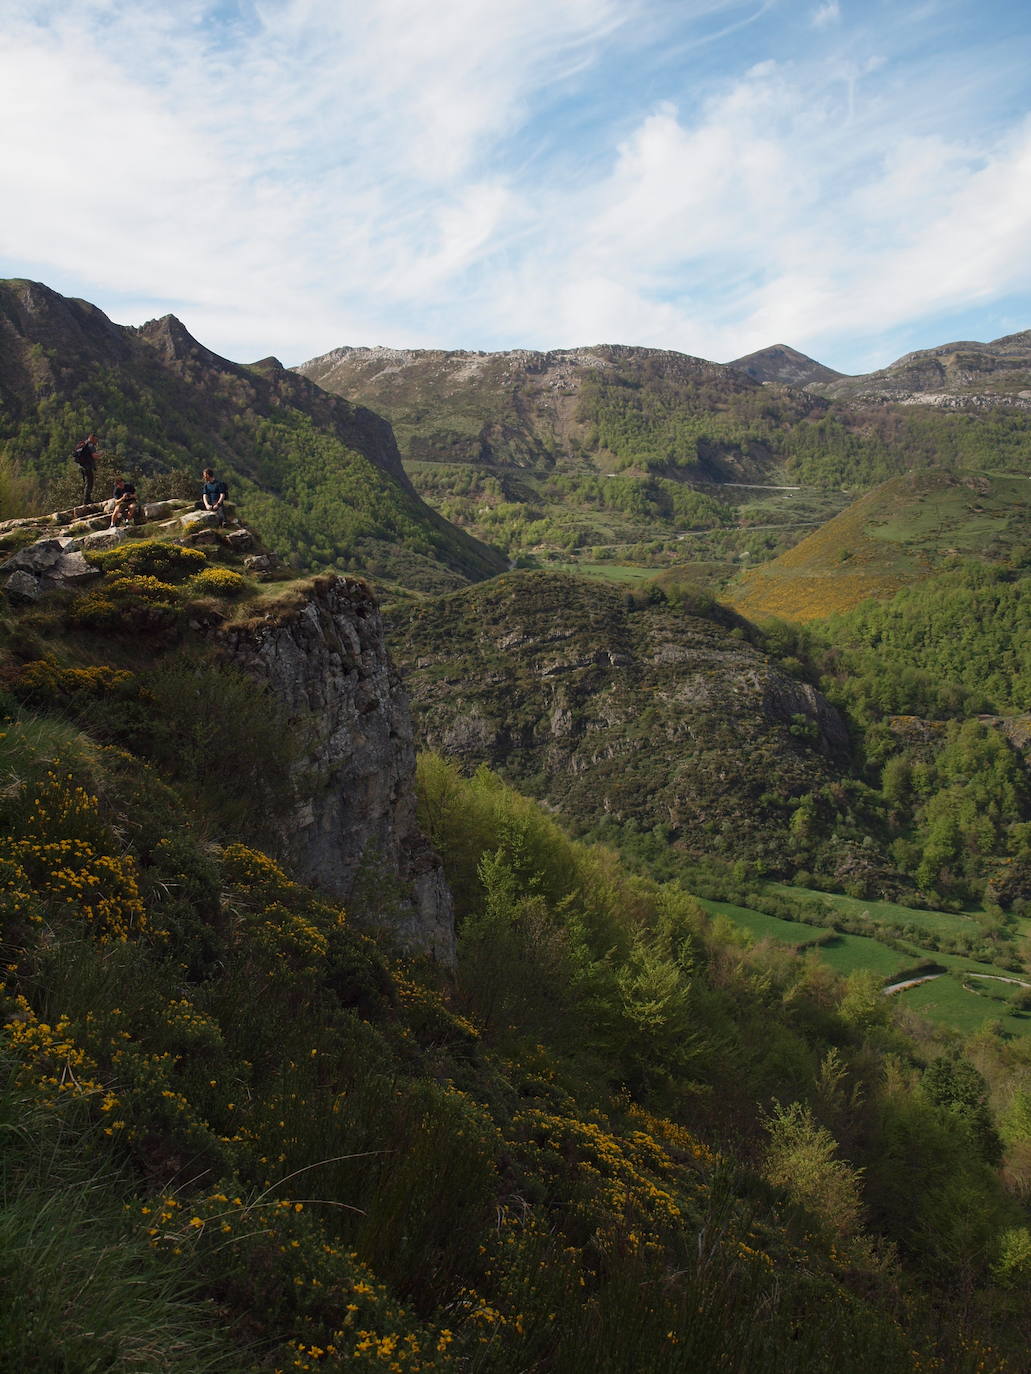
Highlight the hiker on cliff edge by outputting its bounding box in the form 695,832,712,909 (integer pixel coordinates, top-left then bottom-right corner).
200,468,229,526
110,476,140,528
73,433,104,504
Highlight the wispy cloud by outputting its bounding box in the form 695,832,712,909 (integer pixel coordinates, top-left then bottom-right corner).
0,0,1029,370
810,2,841,30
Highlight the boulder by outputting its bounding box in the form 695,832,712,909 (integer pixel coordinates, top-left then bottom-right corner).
180,511,220,531
224,528,254,552
80,527,128,552
0,539,66,576
3,570,40,604
243,553,276,573
43,552,100,587
181,528,221,546
0,516,50,534
143,500,177,520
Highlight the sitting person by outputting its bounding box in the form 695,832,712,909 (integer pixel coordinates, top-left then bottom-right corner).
110,477,141,527
201,468,229,526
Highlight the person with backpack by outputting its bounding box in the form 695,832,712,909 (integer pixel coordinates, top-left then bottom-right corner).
201,468,229,526
73,433,103,504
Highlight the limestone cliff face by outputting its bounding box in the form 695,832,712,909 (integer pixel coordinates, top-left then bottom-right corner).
218,575,455,965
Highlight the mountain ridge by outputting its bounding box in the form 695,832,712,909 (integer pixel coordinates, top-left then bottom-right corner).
0,279,506,591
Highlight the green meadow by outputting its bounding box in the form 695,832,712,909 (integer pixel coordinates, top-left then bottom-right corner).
701,891,1031,1038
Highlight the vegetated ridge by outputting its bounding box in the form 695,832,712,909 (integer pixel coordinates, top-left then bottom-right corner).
729,468,1031,623
0,279,505,592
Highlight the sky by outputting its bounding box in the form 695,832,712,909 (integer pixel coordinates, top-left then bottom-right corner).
3,0,1031,374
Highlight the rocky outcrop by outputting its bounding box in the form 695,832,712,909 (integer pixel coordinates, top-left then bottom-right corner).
814,331,1031,406
217,575,455,964
0,500,261,598
0,537,101,600
388,572,857,873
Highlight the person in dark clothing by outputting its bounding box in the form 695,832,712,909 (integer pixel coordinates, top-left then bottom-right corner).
201,469,229,526
110,478,140,527
73,433,103,504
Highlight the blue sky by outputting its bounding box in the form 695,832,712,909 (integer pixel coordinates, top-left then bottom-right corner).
3,0,1030,373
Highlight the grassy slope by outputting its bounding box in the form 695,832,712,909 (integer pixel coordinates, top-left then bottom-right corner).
728,469,1031,622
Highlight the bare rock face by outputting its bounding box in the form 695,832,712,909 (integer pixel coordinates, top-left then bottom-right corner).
218,575,455,965
3,569,40,604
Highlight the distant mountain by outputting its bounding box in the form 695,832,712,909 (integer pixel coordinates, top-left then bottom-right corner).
297,340,1031,572
0,280,505,591
728,467,1031,623
727,344,844,389
296,343,792,481
813,330,1031,407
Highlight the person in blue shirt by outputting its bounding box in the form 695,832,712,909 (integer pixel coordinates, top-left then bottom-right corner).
201,468,229,525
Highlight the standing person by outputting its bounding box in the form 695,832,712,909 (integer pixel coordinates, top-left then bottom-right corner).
201,468,229,526
73,433,103,504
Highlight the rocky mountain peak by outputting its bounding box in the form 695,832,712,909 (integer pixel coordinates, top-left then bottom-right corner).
727,344,844,388
135,313,223,368
0,278,132,383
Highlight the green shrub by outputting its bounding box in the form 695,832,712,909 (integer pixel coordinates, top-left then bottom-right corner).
65,574,183,633
87,539,207,583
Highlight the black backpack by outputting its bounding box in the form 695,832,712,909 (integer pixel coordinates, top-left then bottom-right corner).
73,440,93,468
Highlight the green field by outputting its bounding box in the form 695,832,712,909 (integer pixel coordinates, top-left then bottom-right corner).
813,933,918,980
898,974,1031,1038
767,883,979,940
549,561,655,584
698,898,820,947
701,891,1031,1037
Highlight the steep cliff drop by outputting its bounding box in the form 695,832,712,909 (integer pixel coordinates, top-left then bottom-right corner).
219,575,455,966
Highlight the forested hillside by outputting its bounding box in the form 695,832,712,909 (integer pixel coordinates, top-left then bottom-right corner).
4,289,1031,1371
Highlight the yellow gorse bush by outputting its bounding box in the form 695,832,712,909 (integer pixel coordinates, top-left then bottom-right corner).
510,1107,684,1236
0,774,151,942
13,656,136,705
187,566,248,598
2,995,105,1102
